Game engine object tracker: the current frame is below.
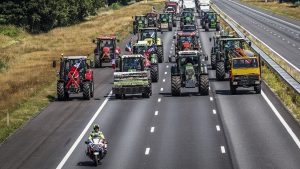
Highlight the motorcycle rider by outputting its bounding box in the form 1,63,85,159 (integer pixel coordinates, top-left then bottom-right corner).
86,124,107,158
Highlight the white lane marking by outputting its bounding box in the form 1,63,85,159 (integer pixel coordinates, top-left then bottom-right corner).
213,109,217,115
209,86,211,90
171,47,173,50
261,91,300,149
155,111,159,116
227,0,300,29
160,88,164,92
158,98,161,102
166,65,169,68
298,48,300,50
216,125,220,131
282,38,285,41
163,78,166,82
170,51,172,54
221,146,226,154
151,127,155,133
56,91,112,169
210,97,213,101
165,72,167,75
145,148,150,155
278,35,281,38
292,44,296,47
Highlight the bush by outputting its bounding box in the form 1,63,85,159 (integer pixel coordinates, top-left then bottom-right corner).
0,26,21,37
111,2,121,10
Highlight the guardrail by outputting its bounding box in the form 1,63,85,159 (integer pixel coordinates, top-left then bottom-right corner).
211,4,300,95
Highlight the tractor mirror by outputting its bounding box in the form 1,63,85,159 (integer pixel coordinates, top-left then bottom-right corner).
209,37,212,42
248,41,252,47
90,60,94,68
52,60,57,68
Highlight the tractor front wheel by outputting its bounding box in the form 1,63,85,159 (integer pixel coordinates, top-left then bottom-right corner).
83,82,91,100
230,83,237,95
57,82,66,101
171,76,181,96
254,84,261,94
157,46,164,63
216,23,220,31
205,23,209,32
150,65,159,82
199,75,209,95
216,62,225,81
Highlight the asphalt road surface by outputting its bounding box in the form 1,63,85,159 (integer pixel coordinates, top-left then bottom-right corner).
212,0,300,70
0,4,300,169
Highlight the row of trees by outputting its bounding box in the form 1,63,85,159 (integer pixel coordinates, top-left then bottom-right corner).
0,0,130,33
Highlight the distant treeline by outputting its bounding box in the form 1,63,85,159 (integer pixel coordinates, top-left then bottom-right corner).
0,0,130,33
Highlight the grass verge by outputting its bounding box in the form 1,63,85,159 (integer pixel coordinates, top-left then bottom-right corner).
213,4,300,122
0,0,164,143
240,0,300,21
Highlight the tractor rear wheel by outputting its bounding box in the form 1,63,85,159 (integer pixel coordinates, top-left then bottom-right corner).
230,83,237,95
254,84,261,94
199,75,209,95
205,23,209,32
216,23,220,31
83,82,91,100
90,82,94,97
171,76,181,96
150,65,159,82
57,82,66,101
216,62,225,81
157,46,164,63
211,54,216,70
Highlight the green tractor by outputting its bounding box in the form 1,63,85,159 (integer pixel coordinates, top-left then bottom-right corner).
210,31,234,70
113,54,152,99
180,11,195,30
138,28,164,63
133,15,147,35
214,37,252,81
201,11,220,32
132,41,159,82
171,51,209,96
158,13,173,32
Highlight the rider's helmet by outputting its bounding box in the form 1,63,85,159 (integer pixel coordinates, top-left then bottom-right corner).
93,124,100,132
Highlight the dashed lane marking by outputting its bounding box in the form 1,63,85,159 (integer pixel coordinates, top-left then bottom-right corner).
165,72,167,75
213,109,217,115
163,79,166,82
160,88,164,92
150,127,155,133
145,148,150,155
210,97,213,101
216,125,220,131
221,146,226,154
166,65,169,68
158,98,161,102
155,111,158,116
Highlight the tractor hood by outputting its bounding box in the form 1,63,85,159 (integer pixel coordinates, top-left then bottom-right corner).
113,71,149,86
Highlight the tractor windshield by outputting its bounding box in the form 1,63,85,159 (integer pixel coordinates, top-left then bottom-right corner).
160,14,169,21
123,58,143,71
64,59,85,76
134,46,148,55
183,12,193,17
142,30,155,40
99,40,113,49
233,58,258,68
207,13,216,20
182,25,196,32
179,55,199,66
225,40,242,49
179,36,193,43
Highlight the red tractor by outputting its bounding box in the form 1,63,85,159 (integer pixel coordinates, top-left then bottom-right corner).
165,2,179,15
93,36,121,68
55,56,94,100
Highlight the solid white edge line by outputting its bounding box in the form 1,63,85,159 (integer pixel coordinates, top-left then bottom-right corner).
221,146,226,154
155,111,158,116
145,148,150,155
56,91,112,169
261,91,300,149
213,4,300,73
150,127,155,133
213,109,217,115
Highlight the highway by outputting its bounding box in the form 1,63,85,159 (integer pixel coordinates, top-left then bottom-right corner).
212,0,300,70
0,2,300,169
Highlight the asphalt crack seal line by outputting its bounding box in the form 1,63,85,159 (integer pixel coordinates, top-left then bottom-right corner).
56,91,112,169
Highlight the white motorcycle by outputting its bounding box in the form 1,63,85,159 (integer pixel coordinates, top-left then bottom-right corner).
85,137,107,166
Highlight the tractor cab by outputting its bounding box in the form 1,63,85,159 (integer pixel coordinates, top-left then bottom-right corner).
175,32,199,52
138,28,159,46
165,2,179,14
133,41,149,55
146,12,158,27
180,11,195,28
158,13,173,31
201,11,220,31
133,15,147,34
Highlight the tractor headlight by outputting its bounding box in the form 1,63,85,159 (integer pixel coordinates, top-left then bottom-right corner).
232,82,238,85
255,81,260,84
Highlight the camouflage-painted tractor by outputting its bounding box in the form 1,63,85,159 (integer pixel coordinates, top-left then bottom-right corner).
138,28,164,63
55,56,94,100
133,15,147,35
201,11,220,32
171,51,209,96
132,41,159,82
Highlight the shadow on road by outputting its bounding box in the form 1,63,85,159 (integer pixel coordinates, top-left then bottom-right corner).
77,161,100,167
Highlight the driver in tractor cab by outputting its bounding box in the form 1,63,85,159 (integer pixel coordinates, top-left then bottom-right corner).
86,124,107,157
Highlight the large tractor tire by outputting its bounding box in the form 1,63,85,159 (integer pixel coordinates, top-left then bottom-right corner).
216,23,220,31
168,25,172,31
205,23,209,32
157,46,164,63
57,82,66,101
142,85,151,98
83,82,91,100
211,54,216,70
171,76,181,96
90,82,94,97
254,84,261,94
230,83,237,95
173,22,176,27
216,62,225,81
199,75,209,95
115,94,122,99
150,65,159,82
